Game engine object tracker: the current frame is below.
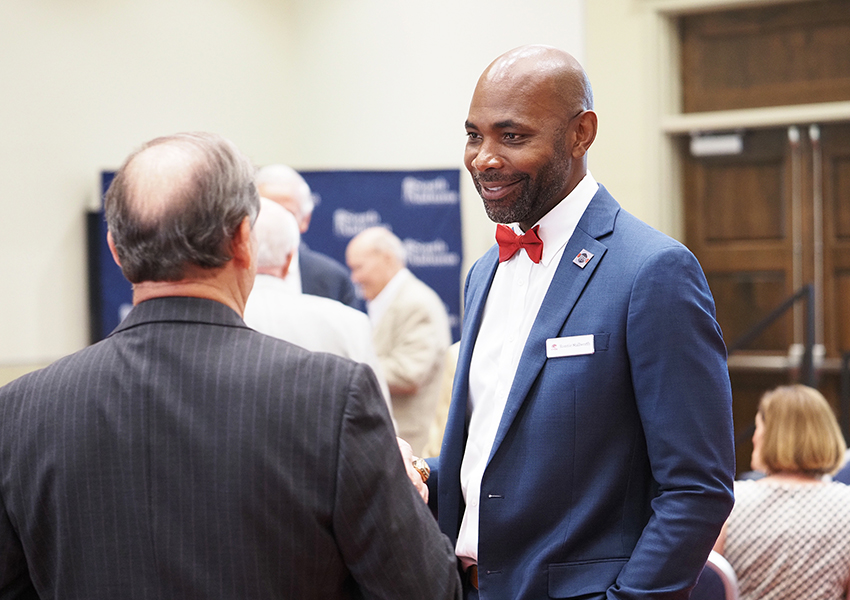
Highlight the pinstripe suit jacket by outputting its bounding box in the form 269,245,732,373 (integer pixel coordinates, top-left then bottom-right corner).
0,296,460,599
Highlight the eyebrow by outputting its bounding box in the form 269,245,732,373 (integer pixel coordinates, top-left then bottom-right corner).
465,119,526,130
494,119,523,129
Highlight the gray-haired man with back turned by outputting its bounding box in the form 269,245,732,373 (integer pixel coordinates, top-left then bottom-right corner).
0,132,460,599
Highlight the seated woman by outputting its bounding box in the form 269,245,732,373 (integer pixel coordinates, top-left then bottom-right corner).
714,384,850,600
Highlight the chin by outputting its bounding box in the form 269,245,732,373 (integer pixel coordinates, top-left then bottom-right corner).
482,200,518,225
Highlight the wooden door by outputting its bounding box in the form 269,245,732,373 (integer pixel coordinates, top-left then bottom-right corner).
678,0,850,475
683,123,850,474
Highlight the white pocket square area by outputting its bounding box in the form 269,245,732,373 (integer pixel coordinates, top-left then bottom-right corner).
546,334,595,358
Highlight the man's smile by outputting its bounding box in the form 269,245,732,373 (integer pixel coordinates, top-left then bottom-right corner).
475,177,522,201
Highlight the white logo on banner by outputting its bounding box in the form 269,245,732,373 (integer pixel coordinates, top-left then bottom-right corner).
401,176,459,205
333,209,382,238
403,238,460,267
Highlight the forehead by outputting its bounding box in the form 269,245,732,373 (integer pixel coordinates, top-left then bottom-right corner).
346,239,376,262
467,72,563,129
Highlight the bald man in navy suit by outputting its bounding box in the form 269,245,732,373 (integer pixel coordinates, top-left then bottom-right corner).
256,163,358,308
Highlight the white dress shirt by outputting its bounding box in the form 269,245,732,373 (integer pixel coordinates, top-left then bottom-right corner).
455,173,598,566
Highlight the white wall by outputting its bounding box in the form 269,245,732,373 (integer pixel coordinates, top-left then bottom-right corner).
285,0,586,325
0,0,586,368
585,0,682,238
0,0,297,366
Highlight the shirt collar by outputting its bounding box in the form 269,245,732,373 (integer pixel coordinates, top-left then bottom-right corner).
509,171,598,267
366,268,411,325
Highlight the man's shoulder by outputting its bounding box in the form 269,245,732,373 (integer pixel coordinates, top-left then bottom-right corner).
1,321,359,402
616,208,679,243
0,344,98,396
299,245,349,277
298,245,358,307
394,273,446,312
591,186,686,256
0,336,134,410
300,294,369,328
231,314,359,368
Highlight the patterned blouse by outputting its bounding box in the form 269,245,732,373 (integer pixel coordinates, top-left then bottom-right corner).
725,479,850,600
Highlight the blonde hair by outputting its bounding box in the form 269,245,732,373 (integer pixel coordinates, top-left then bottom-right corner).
758,384,846,476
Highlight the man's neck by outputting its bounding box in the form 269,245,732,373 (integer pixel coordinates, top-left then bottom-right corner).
257,265,286,279
132,266,252,316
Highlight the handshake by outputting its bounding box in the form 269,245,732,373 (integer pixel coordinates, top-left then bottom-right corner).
397,437,430,503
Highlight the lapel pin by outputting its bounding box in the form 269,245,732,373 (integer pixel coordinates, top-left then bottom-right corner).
573,249,594,269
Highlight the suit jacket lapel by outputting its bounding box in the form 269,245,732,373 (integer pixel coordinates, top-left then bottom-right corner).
438,249,499,538
442,247,499,452
488,186,620,462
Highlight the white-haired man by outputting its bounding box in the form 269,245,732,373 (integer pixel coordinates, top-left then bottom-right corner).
256,164,357,308
346,226,451,456
244,198,391,405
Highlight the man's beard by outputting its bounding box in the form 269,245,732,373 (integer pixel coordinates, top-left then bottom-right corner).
475,143,571,226
476,172,534,224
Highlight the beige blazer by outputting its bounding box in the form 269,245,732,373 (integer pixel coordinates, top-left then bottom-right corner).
372,272,451,455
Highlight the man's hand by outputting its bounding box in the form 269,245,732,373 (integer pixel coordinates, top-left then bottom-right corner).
397,437,429,503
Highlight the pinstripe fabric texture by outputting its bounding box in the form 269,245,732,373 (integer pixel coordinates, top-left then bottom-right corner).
0,296,460,599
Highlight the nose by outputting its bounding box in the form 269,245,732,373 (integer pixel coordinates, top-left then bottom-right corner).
469,139,503,172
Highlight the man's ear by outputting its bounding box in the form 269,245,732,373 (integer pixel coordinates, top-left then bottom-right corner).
107,231,122,267
280,251,295,278
299,212,311,234
231,217,255,270
571,110,598,159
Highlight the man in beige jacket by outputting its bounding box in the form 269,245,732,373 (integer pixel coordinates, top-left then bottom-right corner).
346,226,451,456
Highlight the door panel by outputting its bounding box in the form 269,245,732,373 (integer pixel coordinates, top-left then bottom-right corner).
823,124,850,355
680,0,850,112
684,123,849,473
685,128,794,356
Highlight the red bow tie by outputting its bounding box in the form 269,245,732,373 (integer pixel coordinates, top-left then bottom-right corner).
496,224,543,263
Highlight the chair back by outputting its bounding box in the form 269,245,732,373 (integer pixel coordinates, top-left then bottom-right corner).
691,550,739,600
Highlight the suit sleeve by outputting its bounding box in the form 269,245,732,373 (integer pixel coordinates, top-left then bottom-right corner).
0,395,37,599
331,363,461,600
612,245,735,598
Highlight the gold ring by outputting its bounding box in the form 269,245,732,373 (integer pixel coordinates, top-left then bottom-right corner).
411,456,430,483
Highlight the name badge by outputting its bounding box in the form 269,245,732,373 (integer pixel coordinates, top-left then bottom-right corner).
546,334,595,358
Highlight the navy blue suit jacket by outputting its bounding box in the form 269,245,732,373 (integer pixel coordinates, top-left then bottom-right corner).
299,245,358,309
432,186,735,599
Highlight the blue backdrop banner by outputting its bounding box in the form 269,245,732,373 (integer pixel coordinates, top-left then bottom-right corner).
91,169,463,343
300,169,462,342
89,171,133,342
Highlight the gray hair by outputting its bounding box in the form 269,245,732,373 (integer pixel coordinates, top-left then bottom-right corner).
353,226,407,267
104,132,260,283
255,164,314,218
255,197,301,269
